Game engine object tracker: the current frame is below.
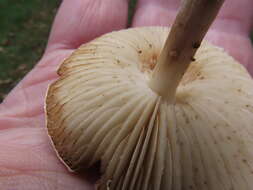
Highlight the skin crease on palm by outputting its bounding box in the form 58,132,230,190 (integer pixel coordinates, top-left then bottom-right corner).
0,0,252,189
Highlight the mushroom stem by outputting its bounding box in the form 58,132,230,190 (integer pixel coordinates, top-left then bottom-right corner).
149,0,224,102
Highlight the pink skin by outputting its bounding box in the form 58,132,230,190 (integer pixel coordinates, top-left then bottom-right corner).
0,0,252,189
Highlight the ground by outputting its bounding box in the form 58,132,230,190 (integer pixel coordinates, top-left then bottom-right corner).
0,0,251,102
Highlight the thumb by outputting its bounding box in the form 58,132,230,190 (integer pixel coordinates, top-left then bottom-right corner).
45,0,129,53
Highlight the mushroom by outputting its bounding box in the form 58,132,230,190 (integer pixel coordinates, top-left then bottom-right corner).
46,0,253,189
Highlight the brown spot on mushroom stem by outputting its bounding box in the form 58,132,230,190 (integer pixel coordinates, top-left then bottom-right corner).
192,42,200,49
170,50,179,58
191,57,196,61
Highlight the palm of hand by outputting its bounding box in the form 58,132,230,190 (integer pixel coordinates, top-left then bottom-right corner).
0,0,252,189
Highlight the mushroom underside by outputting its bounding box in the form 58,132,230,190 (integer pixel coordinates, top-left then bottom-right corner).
46,27,253,190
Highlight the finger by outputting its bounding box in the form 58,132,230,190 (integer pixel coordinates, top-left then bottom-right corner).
205,0,253,69
210,0,253,36
132,0,253,32
46,0,129,53
132,0,179,27
206,31,253,68
247,55,253,77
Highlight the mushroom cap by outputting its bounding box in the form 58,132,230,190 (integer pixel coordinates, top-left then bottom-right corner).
46,27,253,190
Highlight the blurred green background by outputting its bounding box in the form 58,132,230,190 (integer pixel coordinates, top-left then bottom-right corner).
0,0,252,102
0,0,59,101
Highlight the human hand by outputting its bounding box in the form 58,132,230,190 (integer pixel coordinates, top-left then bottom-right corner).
0,0,252,189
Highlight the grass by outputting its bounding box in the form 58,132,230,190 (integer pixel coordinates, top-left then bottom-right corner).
0,0,251,102
0,0,58,102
